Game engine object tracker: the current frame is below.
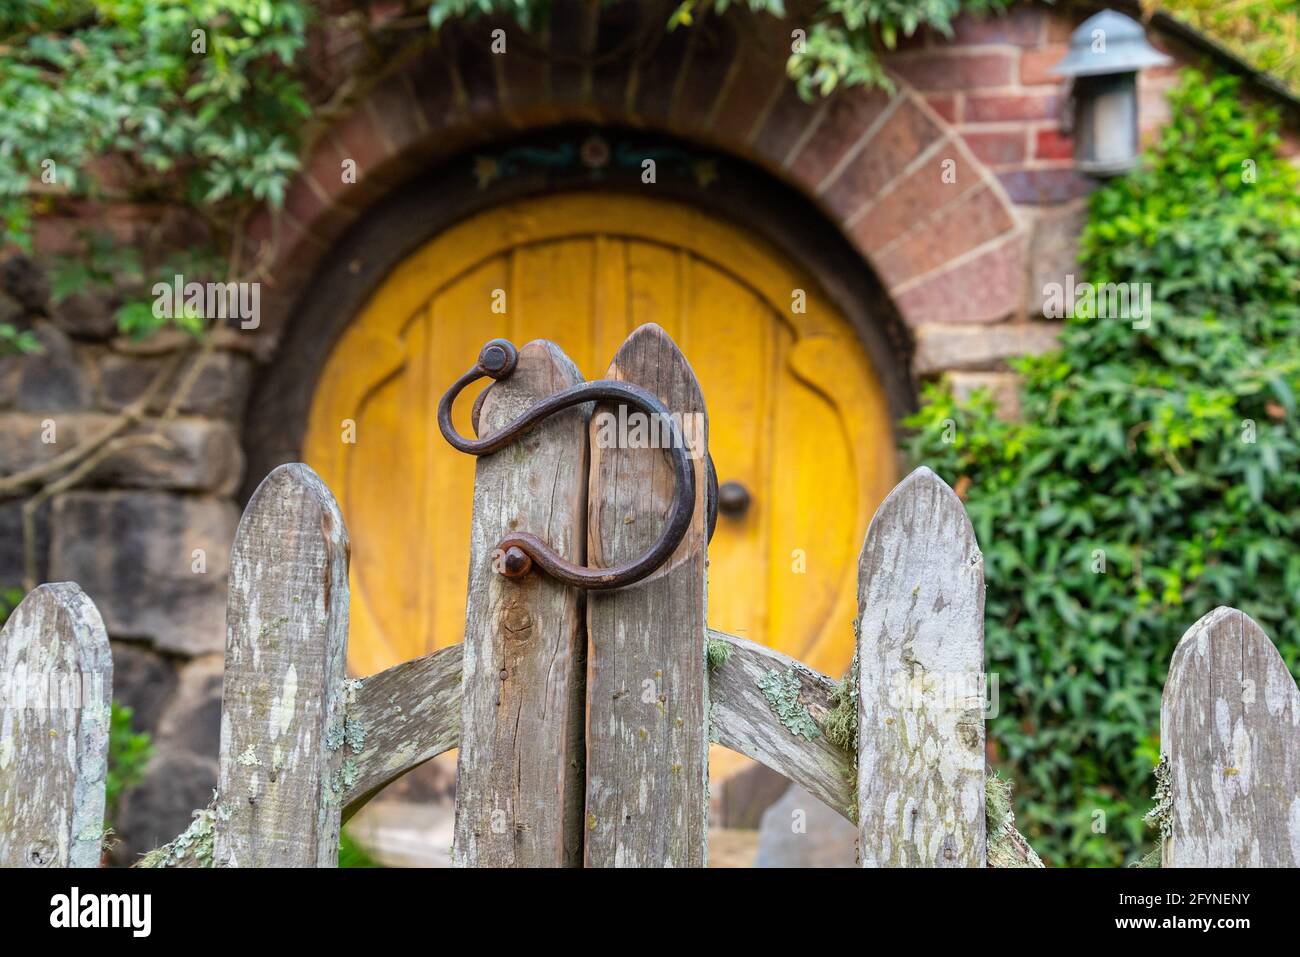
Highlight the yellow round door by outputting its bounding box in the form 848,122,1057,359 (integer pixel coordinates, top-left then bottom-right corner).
305,193,896,686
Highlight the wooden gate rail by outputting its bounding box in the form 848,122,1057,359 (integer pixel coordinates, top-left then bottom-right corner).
334,627,851,823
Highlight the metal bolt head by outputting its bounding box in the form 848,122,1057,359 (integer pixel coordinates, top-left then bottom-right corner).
478,339,518,379
500,546,532,578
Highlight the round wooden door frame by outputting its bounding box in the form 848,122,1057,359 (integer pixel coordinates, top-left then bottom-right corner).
242,125,916,502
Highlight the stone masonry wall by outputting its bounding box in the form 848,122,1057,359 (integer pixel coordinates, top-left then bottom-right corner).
0,255,253,859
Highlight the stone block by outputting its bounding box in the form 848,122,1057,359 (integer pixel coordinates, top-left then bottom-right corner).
0,254,49,311
48,490,237,655
49,290,120,339
914,320,1063,375
108,640,179,736
154,654,224,760
1028,203,1087,313
94,417,245,495
949,371,1024,420
0,413,243,494
98,350,253,421
997,167,1095,205
894,235,1027,325
755,784,858,867
719,762,792,830
0,497,49,587
14,322,93,411
0,288,21,326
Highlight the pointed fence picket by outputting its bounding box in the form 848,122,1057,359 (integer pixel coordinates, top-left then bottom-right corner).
1161,607,1300,866
3,324,1299,869
855,467,987,867
585,324,710,868
0,583,111,868
453,340,588,867
212,462,352,868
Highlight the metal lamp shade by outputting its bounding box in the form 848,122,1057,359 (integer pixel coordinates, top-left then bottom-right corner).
1052,10,1171,175
1052,9,1173,78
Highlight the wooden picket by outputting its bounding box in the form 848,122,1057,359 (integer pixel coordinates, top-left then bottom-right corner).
453,340,588,867
585,324,711,868
0,583,112,868
855,468,986,867
1161,606,1300,866
212,463,352,867
4,326,1300,870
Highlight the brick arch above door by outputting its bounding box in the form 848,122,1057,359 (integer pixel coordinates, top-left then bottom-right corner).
244,8,1026,358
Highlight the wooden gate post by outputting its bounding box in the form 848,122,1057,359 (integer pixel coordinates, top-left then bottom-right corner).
1161,606,1300,866
585,324,710,867
213,463,352,867
452,340,589,867
855,467,986,867
0,583,112,868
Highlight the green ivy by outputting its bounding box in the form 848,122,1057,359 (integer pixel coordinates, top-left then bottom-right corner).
0,0,309,246
904,70,1300,867
0,0,311,341
0,323,40,356
106,702,152,818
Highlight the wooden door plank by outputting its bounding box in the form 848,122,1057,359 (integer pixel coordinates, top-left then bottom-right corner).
585,323,710,867
452,340,589,868
856,467,986,867
1161,606,1300,866
512,239,596,375
427,259,512,662
0,583,111,868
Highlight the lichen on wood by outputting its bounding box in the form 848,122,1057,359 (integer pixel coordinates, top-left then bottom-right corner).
136,793,229,868
821,649,859,753
985,771,1043,868
1134,754,1172,868
757,668,821,742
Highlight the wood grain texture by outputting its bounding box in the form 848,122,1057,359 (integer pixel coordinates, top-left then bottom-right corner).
340,643,462,822
707,629,855,819
213,463,351,868
856,467,986,867
452,340,588,868
1161,606,1300,867
0,584,111,868
585,323,710,867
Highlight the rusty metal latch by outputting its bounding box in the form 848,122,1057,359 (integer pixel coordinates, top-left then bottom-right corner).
438,339,717,590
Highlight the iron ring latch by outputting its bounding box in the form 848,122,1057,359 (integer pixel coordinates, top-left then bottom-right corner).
438,339,717,590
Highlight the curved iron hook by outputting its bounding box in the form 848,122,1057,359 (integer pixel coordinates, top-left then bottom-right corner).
438,339,716,590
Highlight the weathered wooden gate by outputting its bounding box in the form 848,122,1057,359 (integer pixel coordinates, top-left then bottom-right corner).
2,324,1298,868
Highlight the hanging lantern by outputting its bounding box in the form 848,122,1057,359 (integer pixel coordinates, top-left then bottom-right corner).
1051,9,1171,175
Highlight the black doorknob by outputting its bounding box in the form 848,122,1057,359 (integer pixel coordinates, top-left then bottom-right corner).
717,481,752,517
